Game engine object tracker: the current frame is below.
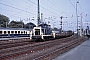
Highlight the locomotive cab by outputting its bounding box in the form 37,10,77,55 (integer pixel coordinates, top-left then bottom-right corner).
30,23,55,40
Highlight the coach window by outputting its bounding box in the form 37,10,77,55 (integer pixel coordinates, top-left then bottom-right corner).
0,31,2,34
4,31,6,34
26,32,27,34
24,31,25,34
15,31,17,34
21,31,23,34
11,31,14,34
8,31,10,34
18,31,20,34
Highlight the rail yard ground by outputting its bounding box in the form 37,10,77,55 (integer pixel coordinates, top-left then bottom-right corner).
54,38,90,60
0,35,88,60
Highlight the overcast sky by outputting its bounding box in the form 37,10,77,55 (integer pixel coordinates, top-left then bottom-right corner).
0,0,90,31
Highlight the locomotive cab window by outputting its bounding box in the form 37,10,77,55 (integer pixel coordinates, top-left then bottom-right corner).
0,31,2,34
42,29,46,34
42,29,44,33
35,29,40,35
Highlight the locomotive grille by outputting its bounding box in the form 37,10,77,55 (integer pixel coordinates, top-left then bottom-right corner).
35,29,40,35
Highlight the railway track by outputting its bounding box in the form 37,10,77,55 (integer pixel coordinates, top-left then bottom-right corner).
0,38,30,44
34,37,86,60
0,35,76,49
0,35,87,60
0,38,33,49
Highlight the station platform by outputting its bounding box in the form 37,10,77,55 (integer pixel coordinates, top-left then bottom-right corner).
54,38,90,60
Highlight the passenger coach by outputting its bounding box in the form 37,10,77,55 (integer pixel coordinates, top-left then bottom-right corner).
0,28,31,38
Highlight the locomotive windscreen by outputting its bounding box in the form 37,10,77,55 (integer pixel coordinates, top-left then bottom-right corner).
35,29,40,35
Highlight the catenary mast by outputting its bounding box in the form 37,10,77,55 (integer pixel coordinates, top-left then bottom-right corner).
37,0,40,26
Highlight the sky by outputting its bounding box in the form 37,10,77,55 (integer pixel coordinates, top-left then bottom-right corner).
0,0,90,32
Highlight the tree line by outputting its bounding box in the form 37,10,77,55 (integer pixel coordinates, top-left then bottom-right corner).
0,14,36,29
